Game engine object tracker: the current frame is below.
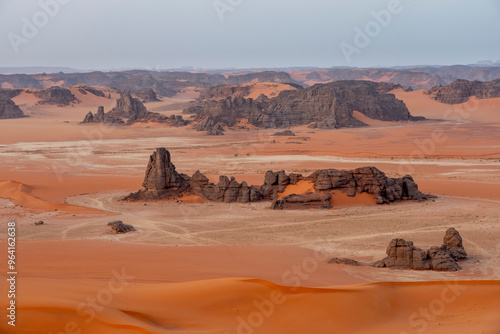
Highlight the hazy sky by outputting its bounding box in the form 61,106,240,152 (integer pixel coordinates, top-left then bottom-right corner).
0,0,499,70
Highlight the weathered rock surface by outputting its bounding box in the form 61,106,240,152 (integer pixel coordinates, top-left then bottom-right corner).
443,227,467,260
185,81,423,130
135,88,160,102
332,229,466,272
0,97,26,119
125,148,433,210
32,86,79,106
107,221,136,234
425,79,500,104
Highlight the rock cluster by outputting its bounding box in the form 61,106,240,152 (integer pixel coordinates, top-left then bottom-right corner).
330,228,467,272
83,106,124,124
81,91,188,126
32,86,79,106
107,221,136,234
425,79,500,104
125,148,433,210
185,81,424,130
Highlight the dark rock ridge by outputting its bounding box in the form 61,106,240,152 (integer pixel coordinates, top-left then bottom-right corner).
185,81,423,130
75,85,105,97
330,228,467,272
81,91,188,126
32,86,79,106
199,82,301,101
272,130,295,136
0,96,26,119
224,71,299,86
124,148,433,210
107,221,136,234
425,79,500,104
134,88,160,102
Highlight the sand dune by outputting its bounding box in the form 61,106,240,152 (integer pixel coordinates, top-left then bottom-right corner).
8,277,500,334
0,180,101,214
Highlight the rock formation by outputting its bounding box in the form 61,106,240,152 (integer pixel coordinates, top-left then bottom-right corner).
82,106,124,124
330,228,467,272
107,221,136,234
32,86,79,106
135,88,160,102
0,96,26,119
425,79,500,104
125,148,433,209
81,92,188,126
185,81,424,130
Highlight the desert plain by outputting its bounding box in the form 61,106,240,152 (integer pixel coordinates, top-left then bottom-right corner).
1,83,500,334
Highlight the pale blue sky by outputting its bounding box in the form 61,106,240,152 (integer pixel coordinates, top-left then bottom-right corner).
0,0,499,70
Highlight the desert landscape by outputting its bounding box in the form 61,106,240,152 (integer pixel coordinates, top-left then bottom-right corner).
1,1,500,333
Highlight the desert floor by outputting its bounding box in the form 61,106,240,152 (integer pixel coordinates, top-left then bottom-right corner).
0,88,499,333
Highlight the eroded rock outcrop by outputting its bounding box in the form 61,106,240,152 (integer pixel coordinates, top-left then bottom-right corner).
81,91,188,126
32,86,79,106
425,79,500,104
185,81,423,130
331,228,467,272
125,148,433,210
0,97,26,119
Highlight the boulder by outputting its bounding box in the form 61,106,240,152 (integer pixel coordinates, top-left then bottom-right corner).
107,221,136,234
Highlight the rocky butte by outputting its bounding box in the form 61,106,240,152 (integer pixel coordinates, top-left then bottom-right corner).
184,80,424,132
124,148,434,209
425,78,500,104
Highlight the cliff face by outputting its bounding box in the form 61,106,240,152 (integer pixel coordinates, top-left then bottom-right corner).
185,81,422,130
425,79,500,104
